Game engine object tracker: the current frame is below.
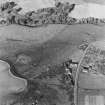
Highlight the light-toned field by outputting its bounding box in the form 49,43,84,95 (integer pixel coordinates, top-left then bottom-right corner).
0,60,27,105
69,3,105,18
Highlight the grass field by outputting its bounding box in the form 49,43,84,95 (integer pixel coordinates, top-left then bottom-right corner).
0,24,104,77
0,24,105,105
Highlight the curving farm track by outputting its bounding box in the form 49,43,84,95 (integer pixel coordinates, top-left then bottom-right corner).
0,60,27,105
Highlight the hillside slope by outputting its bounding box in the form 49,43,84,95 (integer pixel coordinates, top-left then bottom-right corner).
0,24,105,105
0,24,104,78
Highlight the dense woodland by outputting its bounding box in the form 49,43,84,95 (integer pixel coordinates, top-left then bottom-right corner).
0,1,105,27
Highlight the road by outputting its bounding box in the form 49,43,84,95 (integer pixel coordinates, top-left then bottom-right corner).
74,40,105,105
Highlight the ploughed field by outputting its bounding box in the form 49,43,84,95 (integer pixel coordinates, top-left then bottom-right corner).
0,24,105,105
